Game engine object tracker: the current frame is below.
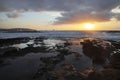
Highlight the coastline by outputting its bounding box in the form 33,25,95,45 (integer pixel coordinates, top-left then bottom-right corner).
0,37,120,80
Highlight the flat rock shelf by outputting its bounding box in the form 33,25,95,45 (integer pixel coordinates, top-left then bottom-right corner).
0,37,120,80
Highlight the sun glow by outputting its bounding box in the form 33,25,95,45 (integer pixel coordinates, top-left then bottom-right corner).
84,23,95,30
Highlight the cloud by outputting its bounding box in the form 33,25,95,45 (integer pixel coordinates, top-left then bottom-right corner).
111,5,120,13
0,0,78,12
6,11,21,18
0,0,119,12
54,10,112,24
54,0,120,24
0,0,120,23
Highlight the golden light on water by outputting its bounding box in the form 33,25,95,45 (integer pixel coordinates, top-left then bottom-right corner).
84,23,95,30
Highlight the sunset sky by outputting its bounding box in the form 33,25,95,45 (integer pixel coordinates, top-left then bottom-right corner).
0,0,120,30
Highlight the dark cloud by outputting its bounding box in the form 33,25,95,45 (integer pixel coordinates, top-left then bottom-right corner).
0,0,80,12
54,9,118,24
54,0,120,24
0,0,120,23
55,11,111,24
0,0,119,12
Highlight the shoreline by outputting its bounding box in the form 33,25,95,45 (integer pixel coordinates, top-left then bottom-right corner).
0,37,120,80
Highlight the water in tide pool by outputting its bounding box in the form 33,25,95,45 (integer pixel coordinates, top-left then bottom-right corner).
0,31,120,40
0,38,90,80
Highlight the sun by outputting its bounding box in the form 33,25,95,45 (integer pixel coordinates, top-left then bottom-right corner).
84,23,95,30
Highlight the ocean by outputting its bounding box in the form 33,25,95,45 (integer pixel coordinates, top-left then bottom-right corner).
0,31,120,40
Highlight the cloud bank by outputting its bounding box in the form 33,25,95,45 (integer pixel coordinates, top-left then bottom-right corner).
0,0,120,23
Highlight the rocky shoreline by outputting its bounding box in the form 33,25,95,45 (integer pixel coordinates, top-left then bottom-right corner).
81,38,120,80
0,37,120,80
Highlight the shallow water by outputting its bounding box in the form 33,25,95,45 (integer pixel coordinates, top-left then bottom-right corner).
0,38,115,80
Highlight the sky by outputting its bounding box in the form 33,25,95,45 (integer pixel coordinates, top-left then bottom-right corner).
0,0,120,30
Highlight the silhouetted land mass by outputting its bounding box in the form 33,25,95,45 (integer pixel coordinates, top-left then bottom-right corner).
0,28,38,33
0,28,120,33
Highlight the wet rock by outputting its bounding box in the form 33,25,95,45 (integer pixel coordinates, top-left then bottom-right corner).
49,64,85,80
111,41,120,49
33,68,57,80
34,47,73,80
87,68,120,80
0,47,16,55
87,49,120,80
55,44,64,50
109,51,120,69
2,46,48,57
2,48,20,57
22,46,48,53
80,67,94,78
34,55,65,79
34,37,46,42
81,38,112,65
0,37,30,47
72,52,82,60
27,44,34,47
57,48,72,55
65,75,83,80
62,64,76,71
40,54,65,66
64,41,72,47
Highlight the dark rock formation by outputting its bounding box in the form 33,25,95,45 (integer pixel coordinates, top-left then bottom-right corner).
87,69,120,80
0,37,30,47
81,38,112,65
2,46,48,57
109,51,120,69
86,40,120,80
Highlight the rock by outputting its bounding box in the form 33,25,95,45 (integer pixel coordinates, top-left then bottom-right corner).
57,48,72,55
87,68,120,80
80,67,94,77
34,37,46,42
2,46,48,57
109,51,120,69
72,52,82,60
2,48,21,57
81,38,112,65
87,49,120,80
111,41,120,49
62,64,76,71
64,41,72,47
49,64,84,80
0,37,29,47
